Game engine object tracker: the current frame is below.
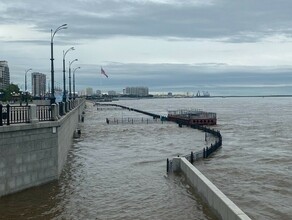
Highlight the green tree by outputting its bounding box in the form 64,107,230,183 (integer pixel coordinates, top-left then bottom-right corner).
0,83,21,102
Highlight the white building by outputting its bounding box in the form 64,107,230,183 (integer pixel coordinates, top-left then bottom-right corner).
0,61,10,90
31,72,46,97
108,90,117,96
86,87,93,96
96,90,102,96
125,87,149,97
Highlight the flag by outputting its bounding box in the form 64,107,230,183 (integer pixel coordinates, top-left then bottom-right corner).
101,67,108,78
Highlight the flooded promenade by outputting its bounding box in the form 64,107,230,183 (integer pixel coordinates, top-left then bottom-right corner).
0,97,291,220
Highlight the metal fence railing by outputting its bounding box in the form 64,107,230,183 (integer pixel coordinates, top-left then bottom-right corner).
106,117,167,125
167,124,222,173
0,104,30,126
0,98,85,126
37,105,53,121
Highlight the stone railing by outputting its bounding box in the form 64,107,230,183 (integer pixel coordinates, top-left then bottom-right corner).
0,98,85,126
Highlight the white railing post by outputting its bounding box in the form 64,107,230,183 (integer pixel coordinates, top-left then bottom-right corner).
51,104,58,121
29,104,38,124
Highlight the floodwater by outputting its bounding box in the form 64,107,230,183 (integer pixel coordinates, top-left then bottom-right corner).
0,97,291,220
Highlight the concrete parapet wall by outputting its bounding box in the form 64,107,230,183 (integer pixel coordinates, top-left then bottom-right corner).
57,101,85,175
0,99,85,197
173,157,251,220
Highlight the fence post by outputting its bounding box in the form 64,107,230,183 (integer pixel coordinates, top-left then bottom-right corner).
51,104,58,121
55,103,60,118
190,151,194,163
167,158,169,173
62,102,66,115
0,104,2,126
6,104,10,125
29,104,38,124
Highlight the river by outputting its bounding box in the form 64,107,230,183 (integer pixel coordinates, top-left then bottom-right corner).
0,97,291,220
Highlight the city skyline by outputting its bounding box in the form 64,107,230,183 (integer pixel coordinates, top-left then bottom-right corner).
1,0,292,94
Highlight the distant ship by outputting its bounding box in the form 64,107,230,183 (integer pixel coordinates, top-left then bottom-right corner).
196,90,210,97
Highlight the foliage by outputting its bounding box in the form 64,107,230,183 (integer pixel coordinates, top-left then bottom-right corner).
0,84,21,102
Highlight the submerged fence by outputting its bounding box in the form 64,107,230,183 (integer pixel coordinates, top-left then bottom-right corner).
95,102,222,172
105,117,167,125
166,124,222,173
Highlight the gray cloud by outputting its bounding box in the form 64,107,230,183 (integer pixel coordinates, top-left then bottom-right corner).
2,0,292,43
2,0,292,95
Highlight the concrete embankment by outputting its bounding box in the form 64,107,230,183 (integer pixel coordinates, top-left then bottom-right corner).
172,157,251,220
0,100,85,197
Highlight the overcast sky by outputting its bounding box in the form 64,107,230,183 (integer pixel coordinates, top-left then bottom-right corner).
1,0,292,94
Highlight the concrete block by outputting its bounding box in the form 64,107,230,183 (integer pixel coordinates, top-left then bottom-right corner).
0,169,6,178
31,172,37,182
0,183,5,192
16,155,23,164
38,170,45,180
8,177,16,189
23,174,31,185
16,176,23,187
0,161,5,169
172,157,181,172
30,152,37,161
12,166,19,175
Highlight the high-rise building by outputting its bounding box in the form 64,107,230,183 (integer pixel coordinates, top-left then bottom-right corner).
108,90,116,96
96,90,102,96
31,72,46,97
86,87,93,96
0,61,10,90
125,87,149,97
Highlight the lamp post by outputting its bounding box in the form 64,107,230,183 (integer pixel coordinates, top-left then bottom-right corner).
50,24,67,104
24,68,32,105
69,59,78,100
62,47,74,102
73,67,81,100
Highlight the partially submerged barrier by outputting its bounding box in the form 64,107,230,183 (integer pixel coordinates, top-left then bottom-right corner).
166,124,222,172
98,103,250,219
172,157,251,220
105,117,167,125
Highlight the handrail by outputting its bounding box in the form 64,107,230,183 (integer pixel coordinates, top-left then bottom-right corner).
0,98,85,126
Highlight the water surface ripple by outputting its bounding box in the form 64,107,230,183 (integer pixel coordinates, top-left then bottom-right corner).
0,97,291,220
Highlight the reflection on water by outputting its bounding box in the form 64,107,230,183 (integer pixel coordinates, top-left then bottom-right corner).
0,97,291,220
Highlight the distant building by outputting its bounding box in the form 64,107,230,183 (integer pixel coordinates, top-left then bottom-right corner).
86,87,93,96
78,90,86,96
125,87,149,97
96,90,101,96
108,90,116,96
0,61,10,90
31,72,46,97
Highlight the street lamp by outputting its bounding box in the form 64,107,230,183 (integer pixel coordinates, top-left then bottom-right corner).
69,59,78,100
25,68,32,105
63,47,75,102
50,23,67,104
73,67,81,100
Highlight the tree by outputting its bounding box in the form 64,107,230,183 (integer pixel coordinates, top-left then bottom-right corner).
0,83,21,102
